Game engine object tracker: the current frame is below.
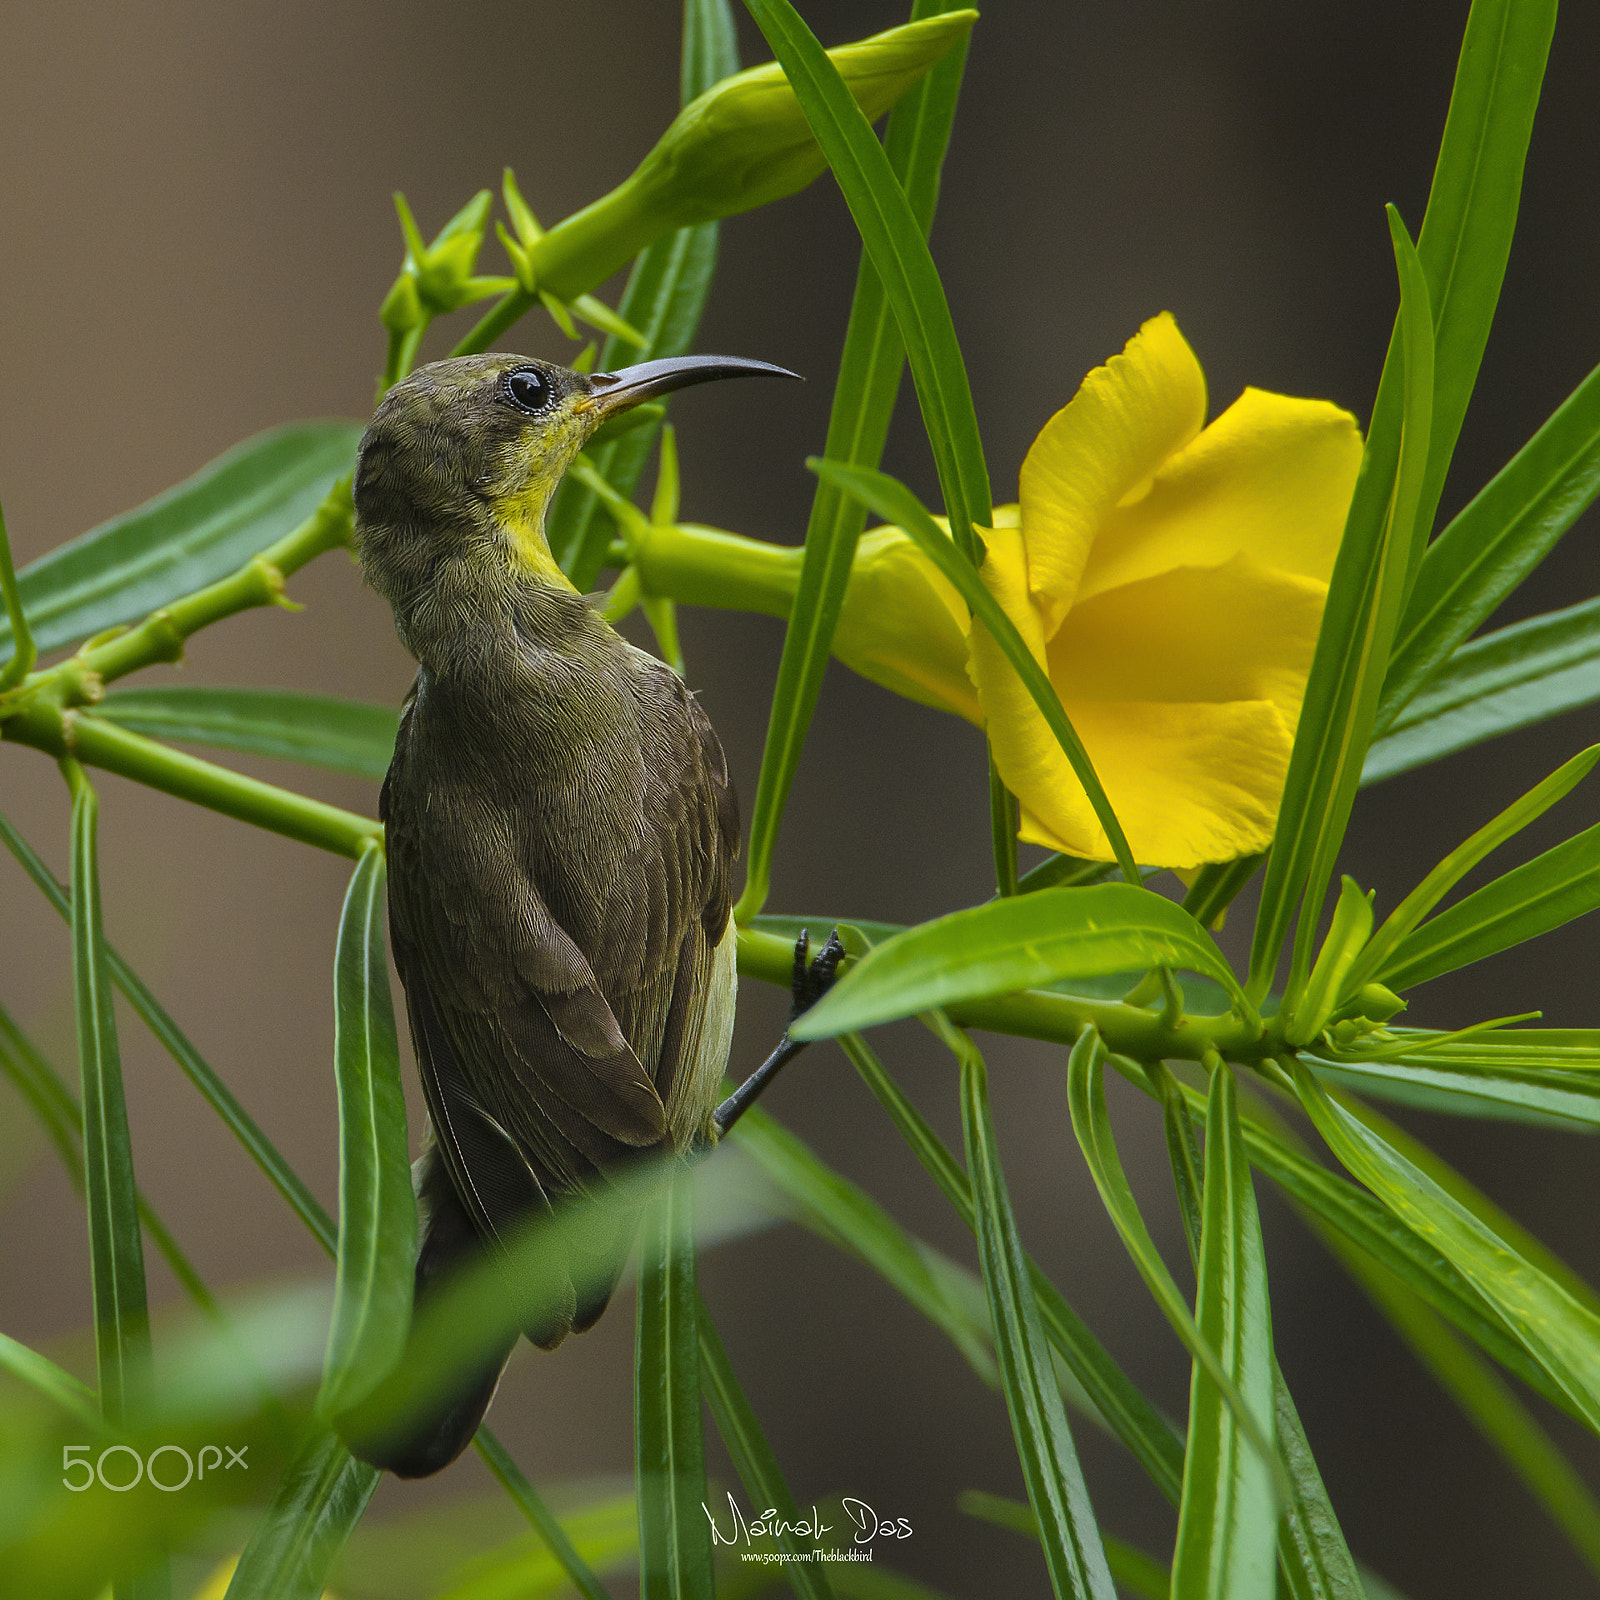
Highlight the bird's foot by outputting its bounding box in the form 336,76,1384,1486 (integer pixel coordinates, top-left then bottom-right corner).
789,928,846,1027
711,930,845,1141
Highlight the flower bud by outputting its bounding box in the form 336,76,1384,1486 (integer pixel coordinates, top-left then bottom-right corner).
524,12,977,302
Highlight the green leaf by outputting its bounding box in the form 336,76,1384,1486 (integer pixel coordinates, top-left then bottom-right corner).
549,0,737,591
843,1033,1185,1503
697,1296,837,1600
1308,1054,1600,1132
1250,208,1434,1004
0,494,35,691
1272,1373,1366,1600
0,1329,101,1431
471,1433,615,1600
807,459,1137,885
224,1428,381,1600
94,687,398,781
1234,1104,1572,1414
736,0,971,920
1171,1065,1277,1600
1401,0,1558,576
1351,744,1599,988
1291,1060,1600,1434
958,1034,1115,1600
742,0,990,556
791,884,1250,1042
65,764,153,1436
1067,1032,1285,1495
1364,595,1600,782
1337,1244,1600,1582
1372,818,1600,992
1381,355,1600,731
636,1168,714,1600
956,1494,1172,1600
320,845,415,1418
0,422,361,657
0,807,338,1255
732,1107,997,1385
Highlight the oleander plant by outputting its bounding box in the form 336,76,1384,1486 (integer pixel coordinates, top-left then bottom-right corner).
3,1,1600,1597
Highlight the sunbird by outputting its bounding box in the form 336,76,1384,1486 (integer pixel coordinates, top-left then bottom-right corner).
347,350,839,1477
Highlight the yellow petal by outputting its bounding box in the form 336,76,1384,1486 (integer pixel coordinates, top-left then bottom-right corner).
832,526,980,721
1019,312,1206,634
1017,698,1294,869
1074,386,1362,607
1046,556,1327,732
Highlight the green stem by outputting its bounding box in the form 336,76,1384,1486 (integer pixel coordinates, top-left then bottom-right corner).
633,520,800,614
734,924,1269,1063
0,494,35,693
3,708,380,858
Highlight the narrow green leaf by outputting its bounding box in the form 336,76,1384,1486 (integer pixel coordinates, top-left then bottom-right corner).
957,1495,1171,1600
224,1428,380,1600
1292,1060,1600,1433
1402,0,1558,571
0,1329,101,1431
737,0,971,920
807,459,1137,884
1272,1372,1366,1600
1373,818,1600,992
1253,210,1434,1003
1234,1104,1572,1414
732,1107,996,1384
636,1168,715,1600
0,422,361,657
792,884,1251,1042
0,494,35,691
697,1295,836,1600
68,769,166,1600
958,1033,1115,1600
425,1499,638,1600
0,807,338,1254
1258,0,1555,981
549,0,737,590
1381,357,1600,730
1308,1054,1600,1132
1066,1032,1285,1495
472,1433,615,1600
1338,1244,1600,1582
95,687,399,781
1171,1065,1277,1600
1365,595,1600,782
1352,744,1600,988
1181,855,1265,934
65,764,152,1435
320,845,415,1418
743,0,990,558
1283,877,1374,1048
843,1033,1185,1503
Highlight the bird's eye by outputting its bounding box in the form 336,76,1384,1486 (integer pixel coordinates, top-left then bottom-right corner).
505,368,552,413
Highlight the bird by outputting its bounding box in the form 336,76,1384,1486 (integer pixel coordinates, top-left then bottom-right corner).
344,350,838,1477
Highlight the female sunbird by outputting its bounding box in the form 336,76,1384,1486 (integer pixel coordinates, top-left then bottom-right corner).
348,351,836,1477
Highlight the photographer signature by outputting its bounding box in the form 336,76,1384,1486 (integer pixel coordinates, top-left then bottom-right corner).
702,1493,912,1547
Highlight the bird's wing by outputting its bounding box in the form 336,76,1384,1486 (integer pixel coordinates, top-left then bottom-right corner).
381,664,738,1335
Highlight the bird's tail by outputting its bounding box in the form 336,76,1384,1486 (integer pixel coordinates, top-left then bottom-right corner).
340,1148,519,1479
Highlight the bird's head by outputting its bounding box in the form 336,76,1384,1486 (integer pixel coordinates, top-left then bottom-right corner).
353,351,796,648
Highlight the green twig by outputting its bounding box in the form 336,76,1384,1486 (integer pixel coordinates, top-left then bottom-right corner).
0,494,35,693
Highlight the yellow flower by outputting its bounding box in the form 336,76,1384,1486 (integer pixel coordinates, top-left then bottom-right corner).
830,312,1363,869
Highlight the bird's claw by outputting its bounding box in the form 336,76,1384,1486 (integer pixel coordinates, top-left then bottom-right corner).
789,928,846,1026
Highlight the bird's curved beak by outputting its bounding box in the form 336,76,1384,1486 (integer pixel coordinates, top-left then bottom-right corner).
586,354,800,420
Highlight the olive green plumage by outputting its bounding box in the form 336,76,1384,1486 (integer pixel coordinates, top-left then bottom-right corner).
348,351,786,1476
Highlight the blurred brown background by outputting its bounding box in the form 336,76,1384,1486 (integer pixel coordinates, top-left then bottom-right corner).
4,2,1600,1595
